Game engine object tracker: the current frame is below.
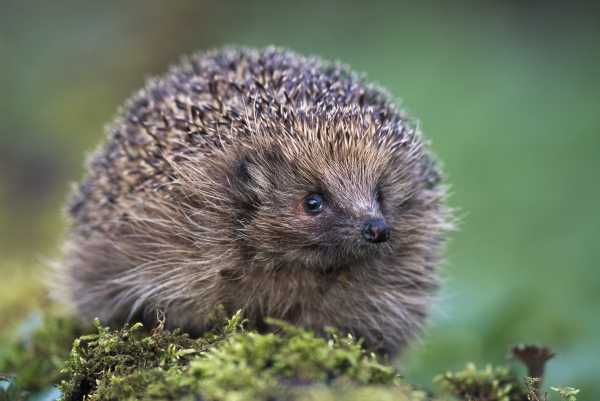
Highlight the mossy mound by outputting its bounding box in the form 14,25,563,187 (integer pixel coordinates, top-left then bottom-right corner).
59,312,405,401
0,312,577,401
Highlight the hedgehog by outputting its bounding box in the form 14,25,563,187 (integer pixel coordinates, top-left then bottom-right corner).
52,47,450,356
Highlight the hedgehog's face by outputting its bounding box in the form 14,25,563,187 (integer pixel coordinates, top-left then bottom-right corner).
230,134,430,271
302,192,390,244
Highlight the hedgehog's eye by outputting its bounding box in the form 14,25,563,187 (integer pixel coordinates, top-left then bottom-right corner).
304,193,324,214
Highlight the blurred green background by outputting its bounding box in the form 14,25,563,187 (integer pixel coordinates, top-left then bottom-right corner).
1,0,599,397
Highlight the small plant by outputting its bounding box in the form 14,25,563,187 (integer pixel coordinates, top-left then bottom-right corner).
512,345,555,400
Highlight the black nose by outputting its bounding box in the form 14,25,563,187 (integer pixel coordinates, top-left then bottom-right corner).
361,218,391,243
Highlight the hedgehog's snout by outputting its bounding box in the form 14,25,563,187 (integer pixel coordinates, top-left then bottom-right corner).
361,218,391,243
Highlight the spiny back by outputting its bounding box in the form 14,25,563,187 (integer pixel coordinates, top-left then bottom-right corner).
69,47,407,236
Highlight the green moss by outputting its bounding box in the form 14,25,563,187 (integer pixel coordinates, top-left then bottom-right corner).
56,312,415,401
434,363,529,401
59,320,199,401
0,311,580,401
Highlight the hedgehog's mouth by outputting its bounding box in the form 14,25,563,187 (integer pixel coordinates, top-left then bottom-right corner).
293,240,388,271
247,233,391,272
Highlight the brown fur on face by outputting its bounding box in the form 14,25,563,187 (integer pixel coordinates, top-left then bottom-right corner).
51,47,451,356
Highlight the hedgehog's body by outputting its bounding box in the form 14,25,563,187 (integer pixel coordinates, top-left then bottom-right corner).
54,47,449,355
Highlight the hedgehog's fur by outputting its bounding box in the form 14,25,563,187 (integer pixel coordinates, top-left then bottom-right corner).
53,47,450,356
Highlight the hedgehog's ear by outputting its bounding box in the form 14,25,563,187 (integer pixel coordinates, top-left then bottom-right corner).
230,156,261,216
236,150,280,185
235,148,283,190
